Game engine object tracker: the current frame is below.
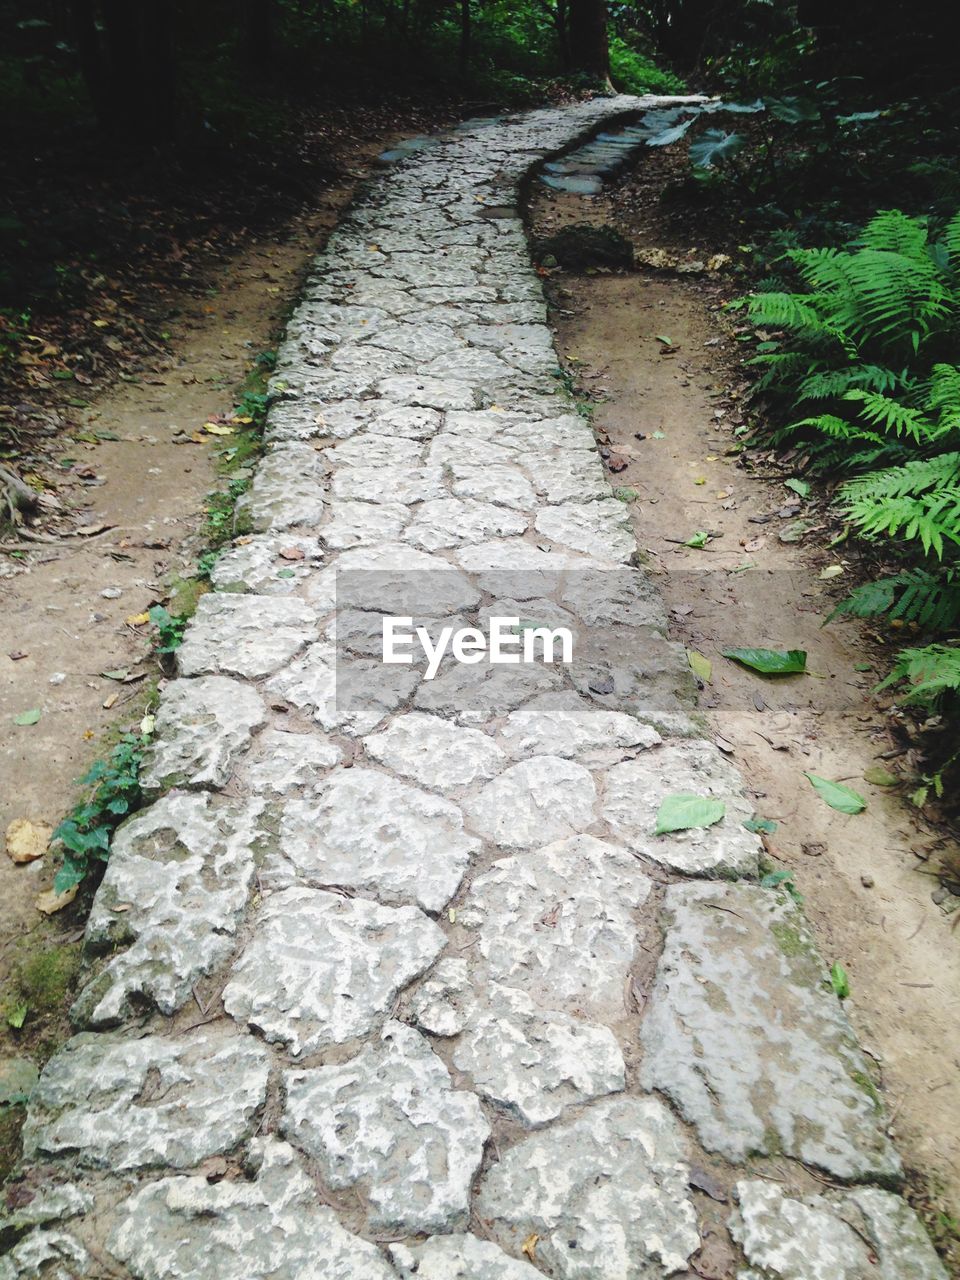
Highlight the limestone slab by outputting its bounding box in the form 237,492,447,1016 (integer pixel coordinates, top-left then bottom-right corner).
499,690,660,762
364,712,506,792
267,641,418,736
729,1181,948,1280
109,1139,396,1280
21,1030,268,1171
602,741,761,876
452,984,625,1126
141,675,265,793
535,499,637,562
72,793,259,1026
269,767,477,912
404,497,528,550
475,1096,699,1278
321,499,408,549
390,1235,534,1280
177,593,317,680
223,887,445,1055
241,728,342,793
414,661,562,724
235,444,326,531
640,881,901,1180
458,834,651,1019
464,756,597,848
330,464,448,504
210,534,323,594
282,1022,489,1233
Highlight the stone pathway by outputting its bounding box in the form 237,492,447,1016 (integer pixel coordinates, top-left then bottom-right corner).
1,98,949,1280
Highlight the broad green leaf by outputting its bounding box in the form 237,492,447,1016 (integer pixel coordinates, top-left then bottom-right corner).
685,530,709,548
744,815,778,834
689,129,745,169
655,794,725,836
722,648,807,674
687,649,712,682
784,478,810,498
804,773,866,814
13,708,41,726
830,962,850,999
645,118,695,147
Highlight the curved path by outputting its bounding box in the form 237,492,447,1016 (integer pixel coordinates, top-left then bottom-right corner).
2,98,948,1280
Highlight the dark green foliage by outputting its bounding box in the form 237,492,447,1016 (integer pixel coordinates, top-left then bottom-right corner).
51,733,147,893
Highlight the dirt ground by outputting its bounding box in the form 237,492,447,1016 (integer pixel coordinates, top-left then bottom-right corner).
0,135,408,979
530,173,960,1238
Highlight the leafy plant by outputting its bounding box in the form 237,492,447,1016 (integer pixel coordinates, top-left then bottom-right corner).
148,604,187,654
51,732,147,892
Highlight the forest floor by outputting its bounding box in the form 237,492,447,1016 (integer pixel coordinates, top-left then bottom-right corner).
528,148,960,1252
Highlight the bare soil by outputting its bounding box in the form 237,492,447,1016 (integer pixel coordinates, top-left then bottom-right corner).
529,164,960,1249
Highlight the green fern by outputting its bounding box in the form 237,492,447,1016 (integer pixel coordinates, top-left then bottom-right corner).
840,453,960,557
876,643,960,705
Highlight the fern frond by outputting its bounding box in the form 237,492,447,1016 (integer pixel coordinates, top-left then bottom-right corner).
745,292,827,334
858,209,930,259
840,453,960,556
876,643,960,705
942,210,960,269
796,364,900,400
843,390,935,441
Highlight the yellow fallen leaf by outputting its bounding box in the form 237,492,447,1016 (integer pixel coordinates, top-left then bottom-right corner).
82,729,95,740
688,649,712,683
93,319,110,328
141,713,156,735
694,477,706,485
203,423,235,436
521,1234,539,1261
819,564,844,580
6,819,52,865
233,416,253,424
102,692,119,709
36,885,78,915
126,612,150,626
706,455,719,462
716,490,731,500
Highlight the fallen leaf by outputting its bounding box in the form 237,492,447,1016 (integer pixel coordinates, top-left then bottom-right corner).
101,668,129,681
804,773,866,814
8,650,28,661
688,650,712,683
715,736,735,754
830,962,850,999
126,612,150,626
36,884,78,915
656,794,725,835
203,423,235,436
5,819,52,865
13,709,41,726
522,1234,539,1262
607,452,628,472
721,648,807,675
685,530,709,549
102,692,119,709
279,546,306,561
819,564,844,580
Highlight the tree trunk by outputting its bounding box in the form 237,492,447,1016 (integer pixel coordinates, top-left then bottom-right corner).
568,0,609,81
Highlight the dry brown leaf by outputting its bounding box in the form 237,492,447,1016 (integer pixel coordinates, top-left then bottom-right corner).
36,884,78,914
6,819,52,865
